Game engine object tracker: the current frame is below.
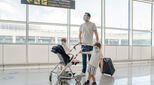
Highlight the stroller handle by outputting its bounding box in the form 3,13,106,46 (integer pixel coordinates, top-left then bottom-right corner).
72,43,80,50
72,43,88,51
70,43,88,60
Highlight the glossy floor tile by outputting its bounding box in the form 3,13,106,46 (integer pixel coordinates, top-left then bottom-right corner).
0,62,154,85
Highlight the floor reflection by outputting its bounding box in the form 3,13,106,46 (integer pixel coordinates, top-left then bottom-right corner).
99,75,114,85
0,62,154,85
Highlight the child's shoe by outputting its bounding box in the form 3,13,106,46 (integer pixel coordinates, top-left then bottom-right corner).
92,82,97,85
83,80,90,85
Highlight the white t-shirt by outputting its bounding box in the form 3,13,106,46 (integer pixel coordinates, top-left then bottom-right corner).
89,50,103,68
79,22,97,45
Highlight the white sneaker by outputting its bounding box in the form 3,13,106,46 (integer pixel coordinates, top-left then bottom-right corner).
80,72,86,77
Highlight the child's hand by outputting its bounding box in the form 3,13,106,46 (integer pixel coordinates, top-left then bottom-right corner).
70,49,73,52
79,41,82,44
79,50,82,53
100,69,103,73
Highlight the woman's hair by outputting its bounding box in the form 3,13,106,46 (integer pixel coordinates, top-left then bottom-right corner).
94,42,101,48
61,38,66,43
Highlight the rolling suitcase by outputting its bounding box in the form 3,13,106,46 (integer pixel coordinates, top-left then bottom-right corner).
99,58,115,76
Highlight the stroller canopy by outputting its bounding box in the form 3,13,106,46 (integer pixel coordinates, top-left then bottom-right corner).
51,45,70,64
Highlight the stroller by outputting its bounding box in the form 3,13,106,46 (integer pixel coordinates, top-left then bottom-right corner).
49,44,82,85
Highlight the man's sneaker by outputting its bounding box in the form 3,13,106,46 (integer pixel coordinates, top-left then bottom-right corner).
83,80,90,85
92,82,97,85
80,72,86,76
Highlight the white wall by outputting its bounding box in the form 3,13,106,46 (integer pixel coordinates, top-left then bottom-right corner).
132,46,141,60
117,46,129,60
0,44,152,65
140,47,151,59
104,46,117,60
104,46,129,60
3,45,26,64
28,45,48,64
132,46,151,60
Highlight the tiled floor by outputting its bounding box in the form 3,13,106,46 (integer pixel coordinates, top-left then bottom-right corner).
0,61,154,85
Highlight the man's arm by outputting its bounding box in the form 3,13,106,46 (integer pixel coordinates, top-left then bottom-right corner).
100,58,103,72
79,32,82,44
94,30,99,42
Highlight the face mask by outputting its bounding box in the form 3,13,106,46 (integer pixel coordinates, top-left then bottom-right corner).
83,16,87,21
94,48,99,53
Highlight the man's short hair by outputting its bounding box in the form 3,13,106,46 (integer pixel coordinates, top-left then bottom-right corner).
85,12,91,18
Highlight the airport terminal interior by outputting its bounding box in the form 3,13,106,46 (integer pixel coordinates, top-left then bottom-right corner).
0,0,154,85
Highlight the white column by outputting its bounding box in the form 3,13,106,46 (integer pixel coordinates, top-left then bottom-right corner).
102,0,105,55
152,3,154,59
13,36,16,43
128,0,133,61
67,9,71,47
26,5,29,64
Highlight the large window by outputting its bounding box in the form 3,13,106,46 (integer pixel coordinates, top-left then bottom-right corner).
105,29,128,45
0,22,26,43
0,0,26,21
133,1,152,46
29,5,67,24
71,0,101,26
0,36,12,43
70,26,79,45
106,0,128,28
105,0,128,46
0,0,152,46
133,1,152,30
29,24,67,44
133,31,151,46
94,28,101,42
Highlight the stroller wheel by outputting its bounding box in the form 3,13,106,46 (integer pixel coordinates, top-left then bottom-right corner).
75,75,82,82
58,80,62,85
57,77,62,85
49,73,52,82
75,82,81,85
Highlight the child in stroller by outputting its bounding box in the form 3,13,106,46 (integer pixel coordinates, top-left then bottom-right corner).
60,38,80,69
50,41,82,85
